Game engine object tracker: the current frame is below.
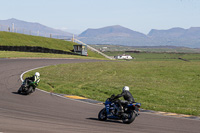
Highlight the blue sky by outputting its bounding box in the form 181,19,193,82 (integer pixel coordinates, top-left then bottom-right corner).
1,0,200,34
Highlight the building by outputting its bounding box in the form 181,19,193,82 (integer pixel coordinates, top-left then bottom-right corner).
114,54,133,60
73,45,88,56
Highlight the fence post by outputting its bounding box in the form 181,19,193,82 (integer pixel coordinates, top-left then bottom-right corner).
8,26,10,32
72,34,74,42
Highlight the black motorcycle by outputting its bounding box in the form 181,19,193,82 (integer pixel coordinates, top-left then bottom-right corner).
18,79,36,95
98,95,141,124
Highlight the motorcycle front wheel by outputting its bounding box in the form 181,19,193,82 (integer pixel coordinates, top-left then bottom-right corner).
98,108,107,121
122,111,136,124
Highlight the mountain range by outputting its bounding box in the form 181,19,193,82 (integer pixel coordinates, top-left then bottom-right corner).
0,18,200,48
78,26,200,48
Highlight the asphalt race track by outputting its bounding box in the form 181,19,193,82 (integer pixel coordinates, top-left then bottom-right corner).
0,58,199,133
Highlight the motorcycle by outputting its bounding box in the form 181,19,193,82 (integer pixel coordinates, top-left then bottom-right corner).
98,95,141,124
18,79,36,95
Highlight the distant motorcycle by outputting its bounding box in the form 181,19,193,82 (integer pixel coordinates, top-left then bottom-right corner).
18,79,36,95
98,95,141,124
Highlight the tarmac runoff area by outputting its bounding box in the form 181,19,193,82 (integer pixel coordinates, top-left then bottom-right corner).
21,65,200,122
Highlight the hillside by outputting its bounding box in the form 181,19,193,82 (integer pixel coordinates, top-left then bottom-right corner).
0,18,72,39
0,31,74,51
0,31,105,59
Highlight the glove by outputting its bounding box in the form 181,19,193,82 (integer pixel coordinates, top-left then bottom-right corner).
110,94,115,100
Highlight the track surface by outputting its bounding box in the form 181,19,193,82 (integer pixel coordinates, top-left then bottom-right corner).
0,58,199,133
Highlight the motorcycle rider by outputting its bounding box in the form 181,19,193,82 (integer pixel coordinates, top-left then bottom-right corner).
23,72,40,91
113,86,135,113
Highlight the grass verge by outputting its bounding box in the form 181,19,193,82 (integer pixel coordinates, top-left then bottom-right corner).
0,51,107,60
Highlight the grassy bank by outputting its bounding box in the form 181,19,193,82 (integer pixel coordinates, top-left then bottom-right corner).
0,31,105,59
0,31,74,51
25,61,200,116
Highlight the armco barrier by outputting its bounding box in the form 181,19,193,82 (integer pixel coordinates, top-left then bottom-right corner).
0,46,79,55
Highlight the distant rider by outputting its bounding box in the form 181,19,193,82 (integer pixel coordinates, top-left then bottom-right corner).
113,86,135,113
24,72,40,91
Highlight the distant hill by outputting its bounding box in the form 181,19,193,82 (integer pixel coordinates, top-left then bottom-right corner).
79,25,146,38
148,27,200,48
148,27,186,38
78,26,200,48
0,18,72,39
78,25,151,46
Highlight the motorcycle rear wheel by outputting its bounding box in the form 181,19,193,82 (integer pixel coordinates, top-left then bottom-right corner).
122,111,136,124
24,86,33,95
17,87,22,94
98,108,107,121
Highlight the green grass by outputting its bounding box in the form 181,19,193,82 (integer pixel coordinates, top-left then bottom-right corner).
25,61,200,116
91,44,200,53
0,31,106,59
105,51,200,61
0,51,107,60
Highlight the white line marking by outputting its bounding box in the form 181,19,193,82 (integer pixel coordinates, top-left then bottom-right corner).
20,66,47,82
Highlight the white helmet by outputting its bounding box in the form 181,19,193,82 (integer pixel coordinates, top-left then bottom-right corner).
35,72,40,77
123,86,129,91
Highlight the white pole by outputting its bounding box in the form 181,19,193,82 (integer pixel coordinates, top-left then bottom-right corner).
12,23,14,32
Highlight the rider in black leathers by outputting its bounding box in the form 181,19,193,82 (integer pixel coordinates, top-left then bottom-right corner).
113,86,135,113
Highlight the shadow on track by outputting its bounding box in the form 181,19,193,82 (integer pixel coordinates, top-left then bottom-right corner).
12,91,29,96
86,118,123,124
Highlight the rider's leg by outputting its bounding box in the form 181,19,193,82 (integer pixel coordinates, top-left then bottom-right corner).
116,100,124,113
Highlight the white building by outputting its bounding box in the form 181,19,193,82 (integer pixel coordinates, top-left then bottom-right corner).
114,55,133,60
